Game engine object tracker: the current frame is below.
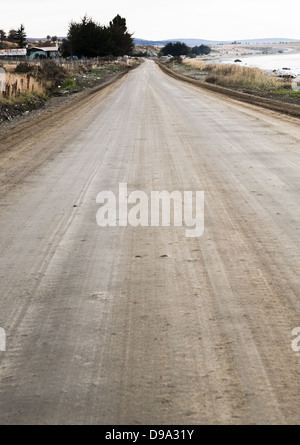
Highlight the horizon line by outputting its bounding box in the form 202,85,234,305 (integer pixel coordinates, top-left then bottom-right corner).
25,36,300,43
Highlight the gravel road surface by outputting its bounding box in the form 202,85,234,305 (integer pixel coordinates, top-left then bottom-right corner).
0,60,299,425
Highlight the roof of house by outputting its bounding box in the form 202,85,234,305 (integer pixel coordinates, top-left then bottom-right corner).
29,47,59,52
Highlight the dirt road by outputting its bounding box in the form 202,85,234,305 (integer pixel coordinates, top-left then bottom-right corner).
0,60,299,425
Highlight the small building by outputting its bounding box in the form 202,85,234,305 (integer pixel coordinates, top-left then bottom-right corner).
28,46,59,60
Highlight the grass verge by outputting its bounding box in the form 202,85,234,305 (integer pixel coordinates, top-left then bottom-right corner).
163,59,300,103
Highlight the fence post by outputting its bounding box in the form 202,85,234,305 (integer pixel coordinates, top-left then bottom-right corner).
0,67,6,93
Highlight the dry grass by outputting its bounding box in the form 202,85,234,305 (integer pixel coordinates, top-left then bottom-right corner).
205,64,284,89
1,63,18,73
0,72,46,100
183,59,207,70
183,59,285,90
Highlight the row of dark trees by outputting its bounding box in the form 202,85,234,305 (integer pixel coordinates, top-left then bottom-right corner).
0,15,134,57
0,25,27,48
160,42,211,57
0,26,60,50
61,15,134,57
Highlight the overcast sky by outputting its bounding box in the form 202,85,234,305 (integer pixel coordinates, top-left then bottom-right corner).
1,0,300,41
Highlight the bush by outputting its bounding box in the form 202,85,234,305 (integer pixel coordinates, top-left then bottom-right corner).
15,62,34,74
37,60,67,89
173,56,183,64
61,77,77,90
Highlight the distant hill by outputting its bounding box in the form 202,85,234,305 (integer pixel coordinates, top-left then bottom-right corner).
134,38,217,46
236,38,300,44
25,37,300,47
134,37,300,46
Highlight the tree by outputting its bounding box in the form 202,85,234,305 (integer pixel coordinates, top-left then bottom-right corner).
191,45,211,56
108,15,134,56
0,29,6,41
66,15,108,57
65,14,134,58
8,29,18,43
0,29,5,49
60,38,72,57
161,42,190,56
16,24,27,47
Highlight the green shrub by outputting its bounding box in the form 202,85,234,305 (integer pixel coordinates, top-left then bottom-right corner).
281,83,292,90
61,77,77,90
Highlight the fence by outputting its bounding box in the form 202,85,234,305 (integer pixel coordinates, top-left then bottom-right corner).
0,56,116,66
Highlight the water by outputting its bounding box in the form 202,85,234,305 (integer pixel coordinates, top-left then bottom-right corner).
221,53,300,77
